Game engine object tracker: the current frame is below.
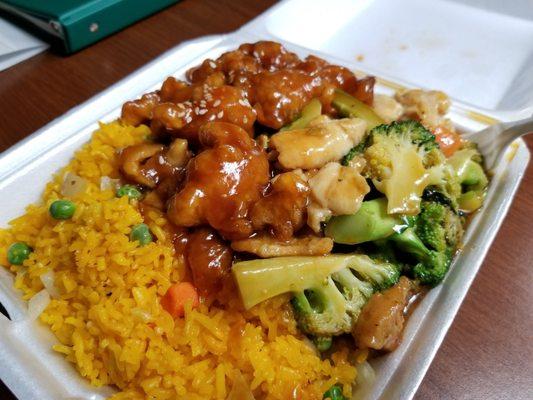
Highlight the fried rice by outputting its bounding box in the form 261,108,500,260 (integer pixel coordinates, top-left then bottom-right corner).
0,121,361,399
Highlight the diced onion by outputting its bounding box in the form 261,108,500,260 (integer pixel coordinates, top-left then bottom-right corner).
16,266,28,278
100,176,121,191
227,371,255,400
40,270,60,298
61,172,87,197
302,336,320,356
352,361,376,399
27,289,50,321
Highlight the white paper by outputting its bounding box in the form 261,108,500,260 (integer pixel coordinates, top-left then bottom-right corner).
0,17,48,72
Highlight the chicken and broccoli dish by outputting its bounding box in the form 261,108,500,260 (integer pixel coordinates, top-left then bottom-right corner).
0,41,488,399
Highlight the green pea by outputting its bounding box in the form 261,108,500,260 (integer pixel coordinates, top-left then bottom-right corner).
323,384,346,400
49,200,76,220
116,185,142,200
313,336,332,352
130,223,152,246
7,242,32,265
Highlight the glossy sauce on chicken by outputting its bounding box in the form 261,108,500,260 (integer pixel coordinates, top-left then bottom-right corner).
167,122,269,240
189,44,374,130
122,41,374,139
119,41,375,300
186,228,233,296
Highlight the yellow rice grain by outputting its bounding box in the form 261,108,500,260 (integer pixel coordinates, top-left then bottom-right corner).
0,121,362,399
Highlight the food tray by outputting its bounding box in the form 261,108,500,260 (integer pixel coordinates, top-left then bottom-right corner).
0,1,531,399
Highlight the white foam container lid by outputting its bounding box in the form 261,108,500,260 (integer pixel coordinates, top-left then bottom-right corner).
250,0,533,120
0,1,531,399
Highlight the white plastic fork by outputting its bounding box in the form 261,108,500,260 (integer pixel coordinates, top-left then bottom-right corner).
461,115,533,168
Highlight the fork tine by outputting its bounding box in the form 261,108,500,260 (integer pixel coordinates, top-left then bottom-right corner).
460,116,533,168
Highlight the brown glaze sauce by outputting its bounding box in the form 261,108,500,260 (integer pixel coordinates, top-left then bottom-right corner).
186,228,233,296
167,122,270,241
250,171,309,240
119,41,376,302
122,41,374,140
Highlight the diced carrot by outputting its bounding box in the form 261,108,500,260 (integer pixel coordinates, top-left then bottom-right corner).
161,282,199,318
433,125,462,157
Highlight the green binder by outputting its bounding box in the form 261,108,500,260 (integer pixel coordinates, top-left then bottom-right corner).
0,0,178,53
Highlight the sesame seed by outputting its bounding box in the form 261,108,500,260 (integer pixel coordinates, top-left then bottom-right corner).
198,109,208,115
213,99,221,107
194,107,200,114
217,111,224,118
243,116,248,124
209,60,216,69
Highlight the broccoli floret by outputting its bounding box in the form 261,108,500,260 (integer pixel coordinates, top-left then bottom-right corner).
423,186,457,209
388,200,462,286
416,201,463,252
422,160,462,211
291,276,356,336
232,254,399,337
325,197,462,287
313,335,333,352
364,120,446,215
457,190,485,214
390,227,451,287
446,148,488,213
348,253,400,291
291,255,399,337
341,138,368,166
419,143,488,214
416,203,448,252
368,239,399,263
371,120,440,152
325,198,403,245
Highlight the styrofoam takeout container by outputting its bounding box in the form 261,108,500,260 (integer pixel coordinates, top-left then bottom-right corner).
0,0,531,399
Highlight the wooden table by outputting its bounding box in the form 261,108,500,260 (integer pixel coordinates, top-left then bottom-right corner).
0,1,531,399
